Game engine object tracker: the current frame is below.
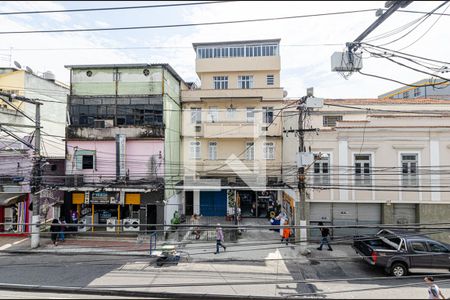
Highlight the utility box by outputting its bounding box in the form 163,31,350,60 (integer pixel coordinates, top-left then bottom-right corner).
297,152,314,167
331,51,363,72
306,97,323,108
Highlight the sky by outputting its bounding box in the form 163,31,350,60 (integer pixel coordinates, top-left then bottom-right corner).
0,1,449,99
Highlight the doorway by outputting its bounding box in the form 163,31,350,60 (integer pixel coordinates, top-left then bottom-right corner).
185,191,194,216
147,204,157,232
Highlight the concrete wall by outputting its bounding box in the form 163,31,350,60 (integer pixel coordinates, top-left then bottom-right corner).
418,204,450,243
71,67,163,96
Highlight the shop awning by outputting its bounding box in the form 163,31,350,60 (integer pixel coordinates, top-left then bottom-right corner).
0,193,28,206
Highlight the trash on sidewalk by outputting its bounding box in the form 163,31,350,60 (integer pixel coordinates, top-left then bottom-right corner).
156,245,180,267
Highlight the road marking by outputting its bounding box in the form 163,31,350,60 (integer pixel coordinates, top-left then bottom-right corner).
13,238,28,245
0,244,12,250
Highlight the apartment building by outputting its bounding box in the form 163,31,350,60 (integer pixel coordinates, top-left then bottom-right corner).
181,39,286,218
283,98,450,242
63,64,185,231
0,67,68,234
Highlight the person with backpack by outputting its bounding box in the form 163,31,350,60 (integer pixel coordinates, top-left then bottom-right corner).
317,222,333,251
425,276,446,299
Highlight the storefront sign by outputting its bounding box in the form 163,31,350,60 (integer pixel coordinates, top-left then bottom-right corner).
116,134,126,179
91,192,109,204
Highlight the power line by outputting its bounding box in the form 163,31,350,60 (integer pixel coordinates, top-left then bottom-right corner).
0,9,380,35
0,1,234,15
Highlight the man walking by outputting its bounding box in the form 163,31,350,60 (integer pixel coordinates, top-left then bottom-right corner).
214,224,226,254
317,222,333,251
425,276,446,299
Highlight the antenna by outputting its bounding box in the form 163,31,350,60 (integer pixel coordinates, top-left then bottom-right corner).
13,61,22,69
25,66,33,73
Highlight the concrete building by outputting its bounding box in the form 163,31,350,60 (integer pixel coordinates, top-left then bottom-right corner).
0,67,68,234
63,64,185,232
283,98,450,242
378,78,450,100
180,39,286,219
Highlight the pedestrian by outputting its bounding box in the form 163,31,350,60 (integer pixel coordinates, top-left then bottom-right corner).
59,216,66,242
317,222,333,251
281,220,291,245
191,214,201,240
425,276,446,299
50,218,59,246
214,223,226,254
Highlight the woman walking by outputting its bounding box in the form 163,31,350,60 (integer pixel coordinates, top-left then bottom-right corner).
214,224,227,254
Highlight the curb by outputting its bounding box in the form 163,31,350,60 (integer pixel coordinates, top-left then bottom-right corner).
0,249,159,257
0,282,284,299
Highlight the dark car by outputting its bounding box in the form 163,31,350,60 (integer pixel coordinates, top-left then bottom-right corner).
353,229,450,277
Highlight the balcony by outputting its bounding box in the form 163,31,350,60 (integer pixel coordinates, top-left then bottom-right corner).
182,87,284,102
67,126,164,140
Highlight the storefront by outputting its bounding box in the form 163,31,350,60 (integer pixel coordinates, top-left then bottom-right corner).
0,193,30,235
237,190,278,218
66,190,163,233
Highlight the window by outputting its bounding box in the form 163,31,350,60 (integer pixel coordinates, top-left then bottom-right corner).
246,142,254,160
402,154,418,186
262,107,274,123
411,241,428,252
323,115,343,127
246,107,255,122
82,155,94,169
208,142,217,160
355,154,371,186
226,107,236,120
75,150,96,170
189,142,201,160
196,44,278,59
208,107,218,122
263,142,275,160
313,154,330,185
403,91,410,98
428,242,448,253
267,75,274,85
238,75,254,89
191,107,202,124
413,88,421,97
213,76,228,90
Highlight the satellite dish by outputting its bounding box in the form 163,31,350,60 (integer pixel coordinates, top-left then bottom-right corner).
13,61,22,69
26,66,33,73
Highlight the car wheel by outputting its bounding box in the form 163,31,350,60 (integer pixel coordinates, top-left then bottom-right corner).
391,263,407,277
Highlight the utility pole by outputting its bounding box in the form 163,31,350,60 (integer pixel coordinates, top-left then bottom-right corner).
284,88,323,245
31,102,42,249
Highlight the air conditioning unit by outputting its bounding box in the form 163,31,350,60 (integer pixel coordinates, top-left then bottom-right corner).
123,218,140,232
106,217,117,232
78,216,92,232
94,120,105,128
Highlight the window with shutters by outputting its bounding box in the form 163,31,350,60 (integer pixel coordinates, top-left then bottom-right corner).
313,154,330,185
208,142,217,160
266,75,274,85
402,154,418,186
191,107,202,124
189,142,201,160
355,154,371,186
262,107,274,123
263,142,275,160
246,142,254,160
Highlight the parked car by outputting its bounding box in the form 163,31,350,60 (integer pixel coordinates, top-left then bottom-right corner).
353,229,450,277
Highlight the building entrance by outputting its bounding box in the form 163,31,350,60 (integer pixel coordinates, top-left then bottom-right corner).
238,191,278,218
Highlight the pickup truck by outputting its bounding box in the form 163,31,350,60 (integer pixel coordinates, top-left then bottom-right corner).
353,229,450,277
